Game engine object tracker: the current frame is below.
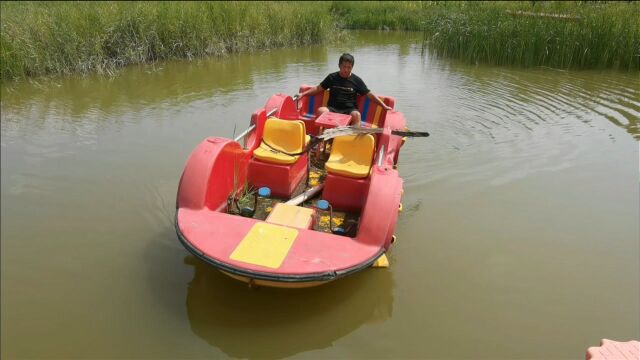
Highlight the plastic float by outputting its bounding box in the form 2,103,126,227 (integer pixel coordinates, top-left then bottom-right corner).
586,339,639,360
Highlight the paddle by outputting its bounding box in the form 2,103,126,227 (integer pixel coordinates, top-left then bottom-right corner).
317,126,430,141
261,125,429,156
290,93,429,138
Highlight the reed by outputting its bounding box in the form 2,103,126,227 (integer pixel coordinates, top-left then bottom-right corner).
419,1,639,70
330,1,638,71
0,1,334,81
330,1,426,30
1,1,638,82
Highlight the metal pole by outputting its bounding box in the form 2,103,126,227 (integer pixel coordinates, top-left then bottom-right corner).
377,145,385,167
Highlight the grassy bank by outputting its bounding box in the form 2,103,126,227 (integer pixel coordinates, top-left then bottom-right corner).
0,1,334,82
1,1,638,82
333,1,639,70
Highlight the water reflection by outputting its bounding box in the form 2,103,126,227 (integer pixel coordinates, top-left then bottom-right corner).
0,45,329,119
184,256,394,359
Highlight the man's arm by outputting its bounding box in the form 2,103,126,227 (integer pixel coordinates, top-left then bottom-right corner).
367,92,392,111
297,85,324,99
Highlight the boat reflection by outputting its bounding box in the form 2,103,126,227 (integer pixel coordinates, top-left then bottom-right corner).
184,255,394,358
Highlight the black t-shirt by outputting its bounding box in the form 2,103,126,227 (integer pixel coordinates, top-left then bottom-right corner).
320,72,370,110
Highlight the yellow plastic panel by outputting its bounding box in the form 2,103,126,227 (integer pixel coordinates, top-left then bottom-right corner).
325,134,375,178
229,223,298,269
266,203,314,229
321,89,330,107
371,106,382,128
372,253,389,268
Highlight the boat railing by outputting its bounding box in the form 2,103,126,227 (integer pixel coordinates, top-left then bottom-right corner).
234,108,277,148
377,145,385,167
292,94,300,110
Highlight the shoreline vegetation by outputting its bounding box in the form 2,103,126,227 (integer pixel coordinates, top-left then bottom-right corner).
1,1,638,83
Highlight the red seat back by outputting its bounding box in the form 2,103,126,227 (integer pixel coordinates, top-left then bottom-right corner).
355,95,395,128
298,85,329,120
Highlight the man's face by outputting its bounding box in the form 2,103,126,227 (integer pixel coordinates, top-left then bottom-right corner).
339,61,353,78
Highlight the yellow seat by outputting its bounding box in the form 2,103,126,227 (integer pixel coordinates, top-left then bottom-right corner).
253,118,306,165
325,134,375,178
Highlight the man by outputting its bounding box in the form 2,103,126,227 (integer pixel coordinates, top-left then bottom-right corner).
297,53,392,127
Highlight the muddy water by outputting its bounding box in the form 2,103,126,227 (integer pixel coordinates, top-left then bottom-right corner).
2,31,638,359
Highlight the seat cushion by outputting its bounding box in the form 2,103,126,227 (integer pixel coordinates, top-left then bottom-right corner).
325,134,375,178
253,143,299,164
253,118,306,165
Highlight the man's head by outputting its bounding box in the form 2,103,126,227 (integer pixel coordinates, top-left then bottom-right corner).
338,53,354,78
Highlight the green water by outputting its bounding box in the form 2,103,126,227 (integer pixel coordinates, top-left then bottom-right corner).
2,31,638,359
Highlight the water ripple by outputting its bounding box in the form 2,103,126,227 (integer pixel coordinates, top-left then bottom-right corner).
400,62,638,188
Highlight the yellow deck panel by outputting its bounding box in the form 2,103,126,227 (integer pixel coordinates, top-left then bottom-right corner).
266,203,314,229
229,223,298,269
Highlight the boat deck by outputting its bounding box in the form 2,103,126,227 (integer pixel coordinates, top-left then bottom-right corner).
231,146,361,237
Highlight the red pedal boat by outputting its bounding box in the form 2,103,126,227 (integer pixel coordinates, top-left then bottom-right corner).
175,85,407,288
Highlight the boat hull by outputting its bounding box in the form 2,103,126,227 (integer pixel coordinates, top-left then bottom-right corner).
176,211,385,287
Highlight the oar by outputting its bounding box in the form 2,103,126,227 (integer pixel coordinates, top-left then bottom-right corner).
258,125,429,159
317,126,430,141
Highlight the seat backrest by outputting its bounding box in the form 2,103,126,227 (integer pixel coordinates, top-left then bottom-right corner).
330,134,376,171
355,95,395,128
298,85,329,120
262,118,306,154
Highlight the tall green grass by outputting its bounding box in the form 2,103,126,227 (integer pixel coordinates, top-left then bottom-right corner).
421,1,640,70
0,1,334,81
330,1,426,30
1,1,638,83
331,1,639,71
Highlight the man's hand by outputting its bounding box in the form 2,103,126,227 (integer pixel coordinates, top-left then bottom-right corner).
297,86,323,100
368,93,392,111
